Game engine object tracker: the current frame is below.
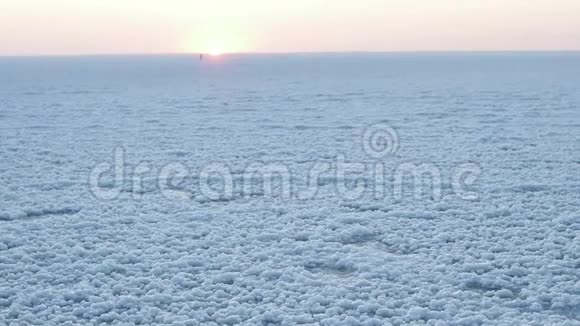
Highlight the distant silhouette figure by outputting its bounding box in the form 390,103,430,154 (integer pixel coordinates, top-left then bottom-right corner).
199,54,204,61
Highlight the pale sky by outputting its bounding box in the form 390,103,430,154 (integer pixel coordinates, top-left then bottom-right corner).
1,0,580,55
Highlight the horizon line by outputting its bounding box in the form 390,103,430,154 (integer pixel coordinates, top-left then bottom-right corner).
1,49,580,58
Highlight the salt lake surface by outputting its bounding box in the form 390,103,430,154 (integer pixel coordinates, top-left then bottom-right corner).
1,53,579,325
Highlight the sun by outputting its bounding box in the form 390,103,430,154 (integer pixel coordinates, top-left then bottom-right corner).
184,21,249,56
185,31,248,56
207,47,223,56
203,41,233,56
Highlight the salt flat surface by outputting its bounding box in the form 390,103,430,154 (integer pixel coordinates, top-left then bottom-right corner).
0,54,579,325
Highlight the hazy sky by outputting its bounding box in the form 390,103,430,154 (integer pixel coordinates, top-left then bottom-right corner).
2,0,580,55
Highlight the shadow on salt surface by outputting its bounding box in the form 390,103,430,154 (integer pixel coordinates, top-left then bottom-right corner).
23,125,54,130
59,90,94,95
510,184,552,193
20,90,47,96
486,184,559,195
304,263,354,279
294,124,329,130
341,202,391,213
304,241,407,282
25,181,76,191
0,207,81,221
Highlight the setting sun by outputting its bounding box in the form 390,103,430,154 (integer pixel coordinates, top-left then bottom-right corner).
205,42,229,56
187,37,247,56
207,48,223,56
202,35,248,55
187,24,249,56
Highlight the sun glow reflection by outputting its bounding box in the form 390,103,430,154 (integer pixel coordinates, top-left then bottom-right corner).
183,18,251,56
187,29,248,56
207,48,223,56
